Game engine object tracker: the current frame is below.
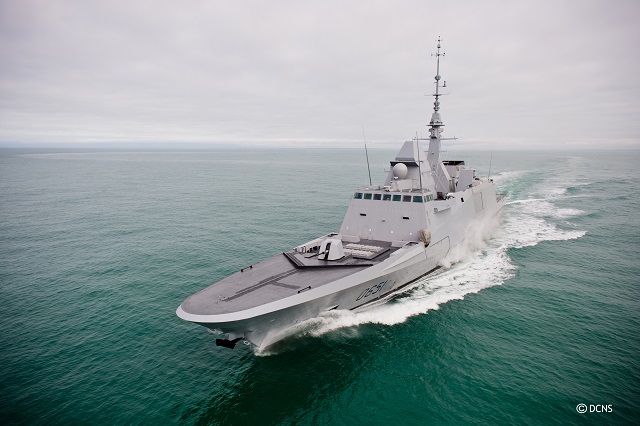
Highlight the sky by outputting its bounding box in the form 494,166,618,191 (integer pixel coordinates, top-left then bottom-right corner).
1,0,639,150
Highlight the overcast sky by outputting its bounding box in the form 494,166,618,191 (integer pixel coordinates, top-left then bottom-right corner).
1,0,639,149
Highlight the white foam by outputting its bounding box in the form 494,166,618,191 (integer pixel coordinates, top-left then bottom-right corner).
490,170,527,184
519,199,586,220
498,205,586,249
544,186,569,197
439,213,501,268
506,198,546,205
530,172,592,200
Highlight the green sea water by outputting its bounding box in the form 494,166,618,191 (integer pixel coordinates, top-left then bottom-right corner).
0,148,638,425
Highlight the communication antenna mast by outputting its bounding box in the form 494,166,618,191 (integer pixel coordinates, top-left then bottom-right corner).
431,36,446,116
488,151,493,180
428,36,447,142
415,132,424,191
362,126,372,186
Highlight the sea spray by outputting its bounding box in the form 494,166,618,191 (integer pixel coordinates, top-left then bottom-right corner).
438,212,502,268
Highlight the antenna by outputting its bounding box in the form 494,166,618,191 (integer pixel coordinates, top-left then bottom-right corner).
488,151,493,180
362,126,372,186
431,36,446,114
415,132,423,191
428,36,447,140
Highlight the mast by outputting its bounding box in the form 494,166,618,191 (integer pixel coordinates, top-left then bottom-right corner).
427,36,446,172
429,37,446,139
364,143,372,186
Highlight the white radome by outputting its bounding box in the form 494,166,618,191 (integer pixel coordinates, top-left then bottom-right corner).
392,163,408,179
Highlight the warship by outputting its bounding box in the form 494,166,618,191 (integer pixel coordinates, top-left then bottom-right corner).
176,38,505,349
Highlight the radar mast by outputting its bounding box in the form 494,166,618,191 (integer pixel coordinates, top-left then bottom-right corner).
426,37,446,173
429,36,446,139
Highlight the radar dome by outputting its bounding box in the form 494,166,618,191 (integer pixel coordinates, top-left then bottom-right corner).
392,163,408,179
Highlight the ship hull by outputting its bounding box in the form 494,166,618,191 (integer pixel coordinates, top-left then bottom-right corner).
177,239,448,349
177,183,505,349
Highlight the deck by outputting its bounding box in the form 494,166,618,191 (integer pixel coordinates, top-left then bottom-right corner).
180,240,398,315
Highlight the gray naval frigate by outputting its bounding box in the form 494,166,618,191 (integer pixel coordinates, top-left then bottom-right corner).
177,39,505,349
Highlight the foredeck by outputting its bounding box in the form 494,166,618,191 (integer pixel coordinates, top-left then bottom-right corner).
181,240,398,315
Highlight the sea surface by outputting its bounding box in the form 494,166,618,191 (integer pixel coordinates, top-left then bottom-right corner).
0,148,638,425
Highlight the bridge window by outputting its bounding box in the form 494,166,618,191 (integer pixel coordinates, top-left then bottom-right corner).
392,194,402,201
383,194,392,201
373,193,382,200
354,192,363,199
364,193,372,200
413,196,424,203
402,195,412,202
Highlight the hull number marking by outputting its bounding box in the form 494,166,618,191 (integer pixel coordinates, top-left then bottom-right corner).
356,280,390,301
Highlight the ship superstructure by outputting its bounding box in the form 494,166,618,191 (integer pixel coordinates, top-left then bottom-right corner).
177,38,505,349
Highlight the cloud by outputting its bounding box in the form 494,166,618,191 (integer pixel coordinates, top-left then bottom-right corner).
0,0,639,149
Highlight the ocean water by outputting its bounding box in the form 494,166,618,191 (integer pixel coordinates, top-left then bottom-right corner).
0,148,638,425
